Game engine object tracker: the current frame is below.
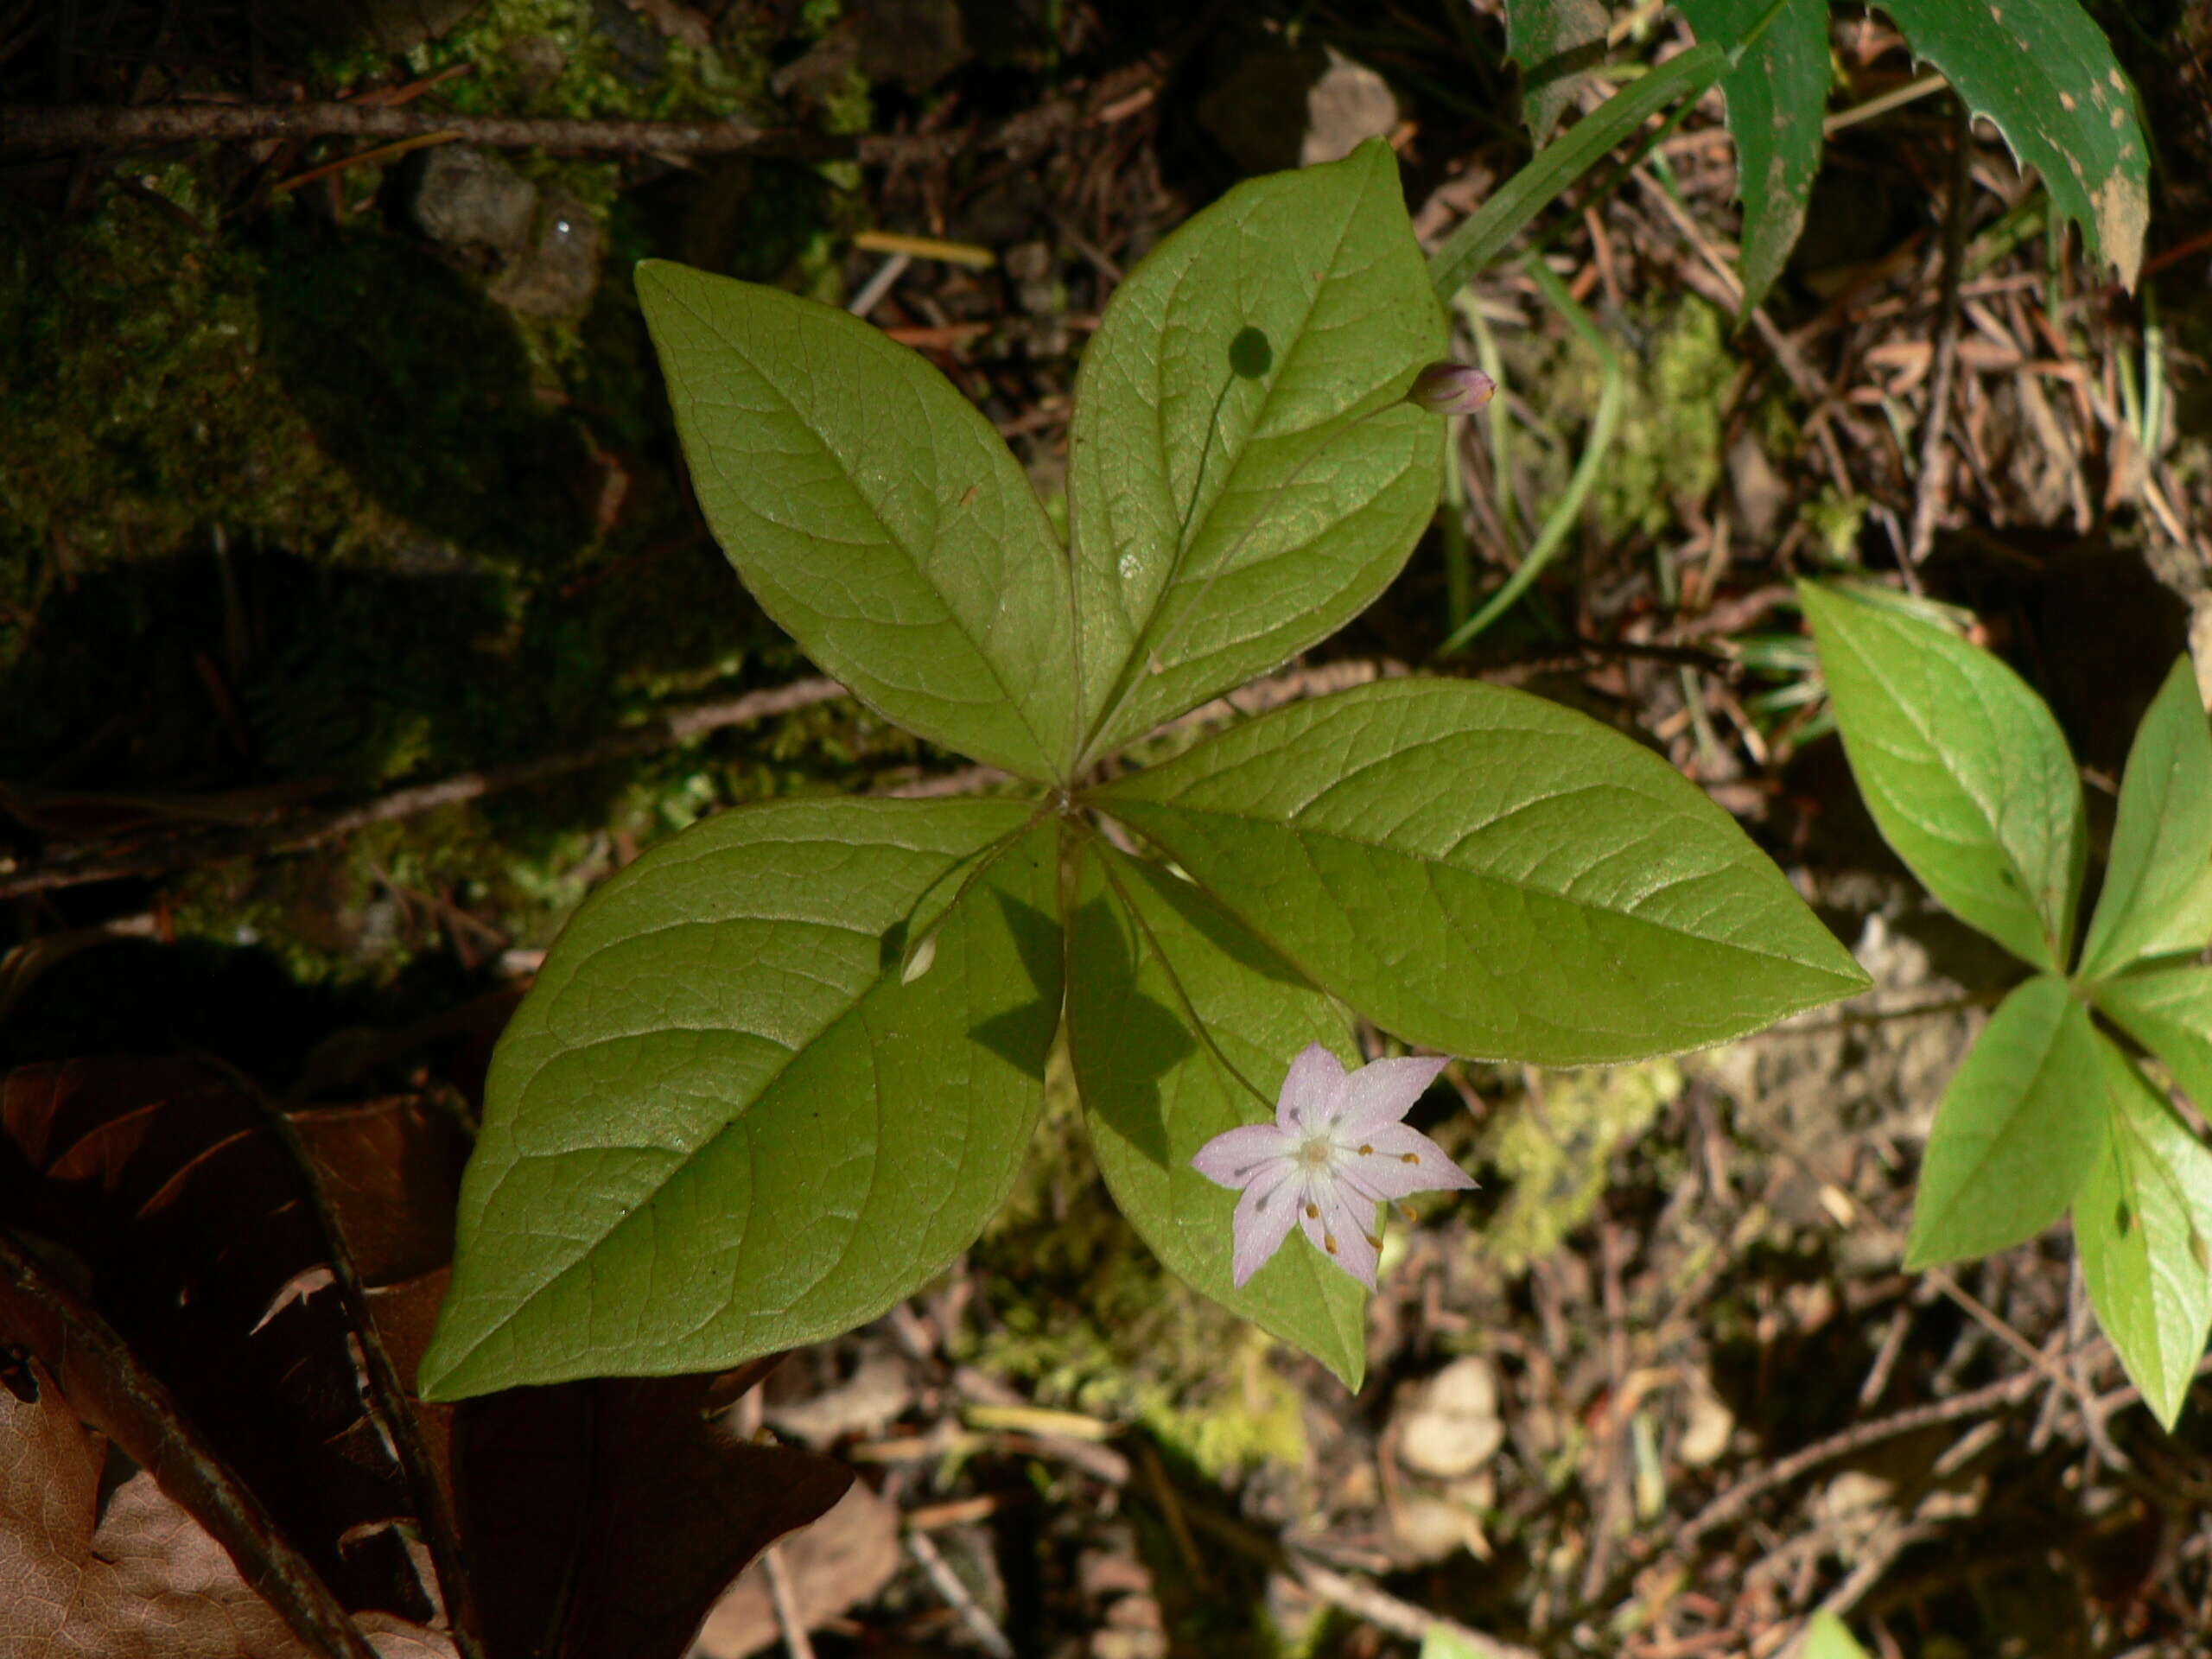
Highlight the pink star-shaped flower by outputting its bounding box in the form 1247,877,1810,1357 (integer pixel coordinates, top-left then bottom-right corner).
1190,1044,1477,1290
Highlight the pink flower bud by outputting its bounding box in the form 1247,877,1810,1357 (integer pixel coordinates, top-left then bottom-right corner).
1405,361,1497,416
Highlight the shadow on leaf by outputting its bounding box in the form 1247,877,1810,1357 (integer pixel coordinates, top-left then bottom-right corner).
969,888,1067,1082
1118,855,1316,994
1066,891,1197,1167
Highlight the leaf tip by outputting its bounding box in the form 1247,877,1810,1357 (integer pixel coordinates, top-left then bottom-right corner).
1326,1346,1368,1393
413,1319,498,1403
1899,1221,1943,1275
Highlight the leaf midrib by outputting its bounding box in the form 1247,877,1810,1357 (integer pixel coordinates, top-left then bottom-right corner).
1077,162,1374,759
1112,797,1857,982
1828,611,2063,953
1075,861,1366,1383
1916,985,2087,1252
670,284,1064,772
441,838,1026,1384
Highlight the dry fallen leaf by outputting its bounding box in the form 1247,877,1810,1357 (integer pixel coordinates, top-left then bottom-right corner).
0,1355,454,1659
1,1057,851,1659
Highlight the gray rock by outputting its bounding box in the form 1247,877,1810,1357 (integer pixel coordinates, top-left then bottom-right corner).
1199,43,1399,175
1394,1356,1505,1479
487,191,604,320
1200,44,1325,175
348,0,482,54
413,146,537,267
856,0,970,93
1300,48,1400,166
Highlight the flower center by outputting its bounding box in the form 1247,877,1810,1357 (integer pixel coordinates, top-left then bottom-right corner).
1294,1133,1336,1172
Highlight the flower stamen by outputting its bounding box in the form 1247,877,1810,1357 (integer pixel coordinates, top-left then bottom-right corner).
1188,1043,1478,1290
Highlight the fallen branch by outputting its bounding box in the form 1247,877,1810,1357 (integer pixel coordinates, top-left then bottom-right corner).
1,645,1700,902
1291,1555,1539,1659
0,1230,383,1659
0,677,849,901
0,100,1074,167
1681,1347,2212,1551
906,1529,1014,1659
2,101,821,157
1907,98,1973,564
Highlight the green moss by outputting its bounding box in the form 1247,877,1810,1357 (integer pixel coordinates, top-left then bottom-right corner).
1592,298,1732,542
0,143,883,999
0,190,363,602
1479,1058,1682,1270
1497,293,1734,550
411,0,765,124
1803,484,1870,566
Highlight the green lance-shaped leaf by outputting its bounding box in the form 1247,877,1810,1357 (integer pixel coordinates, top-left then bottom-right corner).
1427,41,1731,301
1067,139,1445,769
1904,974,2105,1268
1800,582,2084,973
1503,0,1609,145
419,799,1063,1400
637,262,1077,783
2096,965,2212,1117
2079,656,2212,982
1065,844,1370,1386
1094,677,1867,1066
1874,0,2150,289
2075,1033,2212,1428
1677,0,1831,315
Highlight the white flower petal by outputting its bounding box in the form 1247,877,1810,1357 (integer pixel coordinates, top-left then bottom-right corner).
1296,1177,1380,1289
1335,1121,1478,1203
1275,1043,1347,1132
1230,1161,1300,1287
1338,1055,1450,1135
1190,1122,1294,1189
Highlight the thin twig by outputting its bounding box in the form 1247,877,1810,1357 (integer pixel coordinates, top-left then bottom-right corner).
1580,1218,1631,1605
1681,1365,2044,1546
906,1529,1015,1659
761,1544,817,1659
1632,175,1828,404
1907,98,1973,565
1,100,850,158
1734,990,2004,1039
247,1085,486,1659
1672,1335,2199,1554
0,1230,382,1659
0,637,1750,903
1138,1440,1212,1591
1783,1522,1941,1656
1291,1555,1539,1659
0,99,1099,168
0,677,847,899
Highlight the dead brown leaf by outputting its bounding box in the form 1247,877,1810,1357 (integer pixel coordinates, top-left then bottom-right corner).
0,1353,454,1659
0,1058,852,1659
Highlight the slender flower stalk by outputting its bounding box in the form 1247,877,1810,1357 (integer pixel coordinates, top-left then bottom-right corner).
1190,1044,1476,1290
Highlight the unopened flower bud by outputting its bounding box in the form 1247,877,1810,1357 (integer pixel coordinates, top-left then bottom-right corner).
1405,361,1497,416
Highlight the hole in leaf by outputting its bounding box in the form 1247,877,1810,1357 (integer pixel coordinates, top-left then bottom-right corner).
1228,326,1273,379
